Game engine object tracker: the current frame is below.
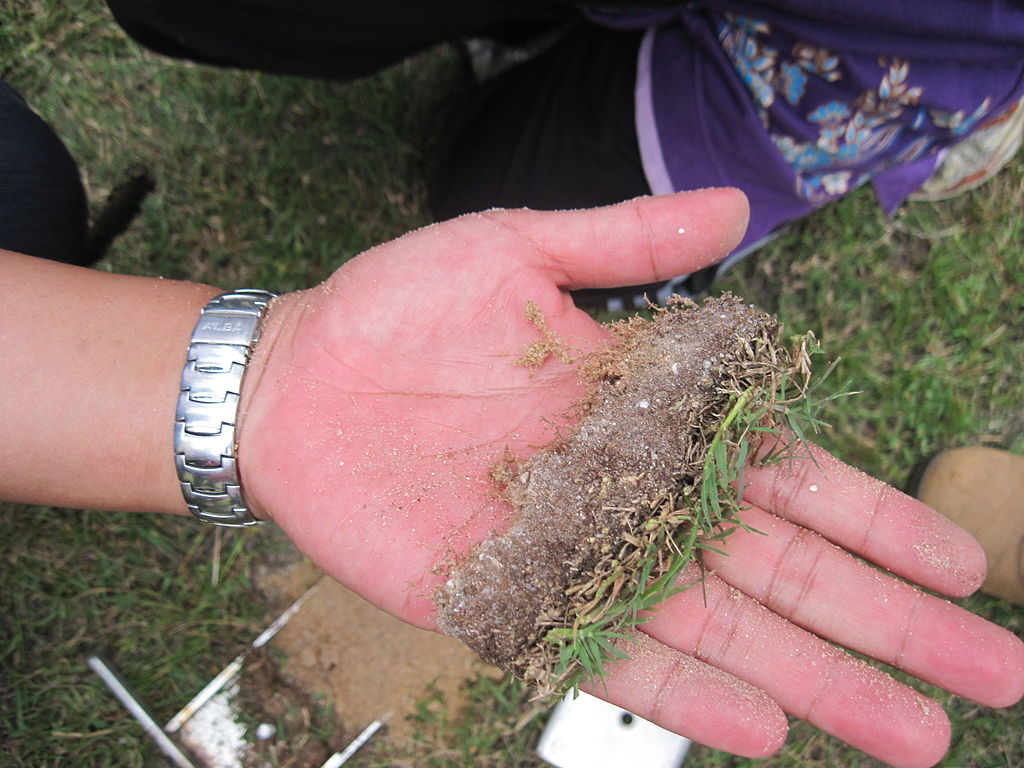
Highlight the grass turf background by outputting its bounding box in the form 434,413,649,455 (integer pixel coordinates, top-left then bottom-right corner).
2,3,1021,766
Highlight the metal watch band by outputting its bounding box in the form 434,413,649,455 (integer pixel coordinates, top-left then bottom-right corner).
174,289,279,527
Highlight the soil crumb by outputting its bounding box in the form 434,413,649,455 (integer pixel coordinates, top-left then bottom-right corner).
434,294,783,693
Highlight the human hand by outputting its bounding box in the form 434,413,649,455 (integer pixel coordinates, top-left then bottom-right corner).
236,190,1023,767
238,188,751,619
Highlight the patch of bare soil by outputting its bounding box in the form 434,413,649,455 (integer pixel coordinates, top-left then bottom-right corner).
435,294,788,694
269,577,489,748
245,538,488,758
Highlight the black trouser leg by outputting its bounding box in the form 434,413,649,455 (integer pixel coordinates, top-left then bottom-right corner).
0,80,90,264
429,23,647,219
106,0,582,81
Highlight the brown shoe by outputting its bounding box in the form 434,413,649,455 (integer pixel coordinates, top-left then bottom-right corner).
916,447,1024,605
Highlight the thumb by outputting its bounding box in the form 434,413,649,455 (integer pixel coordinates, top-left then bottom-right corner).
496,188,750,290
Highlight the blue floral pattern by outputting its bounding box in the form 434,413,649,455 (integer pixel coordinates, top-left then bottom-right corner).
717,15,993,204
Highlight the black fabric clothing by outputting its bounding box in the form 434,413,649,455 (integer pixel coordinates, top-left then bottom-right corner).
0,80,90,264
106,0,582,81
429,23,647,220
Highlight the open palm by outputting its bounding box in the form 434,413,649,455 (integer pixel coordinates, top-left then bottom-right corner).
237,190,1023,767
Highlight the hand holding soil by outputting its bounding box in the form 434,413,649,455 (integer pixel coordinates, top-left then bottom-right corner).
236,190,1024,768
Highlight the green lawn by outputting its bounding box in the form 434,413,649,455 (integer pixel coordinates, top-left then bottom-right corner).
2,3,1021,767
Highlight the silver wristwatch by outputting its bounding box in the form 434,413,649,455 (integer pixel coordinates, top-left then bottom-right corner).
174,289,279,527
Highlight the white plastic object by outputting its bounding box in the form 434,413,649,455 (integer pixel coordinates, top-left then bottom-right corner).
536,691,691,768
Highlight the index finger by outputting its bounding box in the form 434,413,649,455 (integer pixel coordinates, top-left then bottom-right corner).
742,442,987,597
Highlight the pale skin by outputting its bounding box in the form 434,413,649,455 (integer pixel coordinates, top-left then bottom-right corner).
1,189,1020,767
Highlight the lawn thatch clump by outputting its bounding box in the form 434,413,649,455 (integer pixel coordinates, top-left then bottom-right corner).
435,294,820,698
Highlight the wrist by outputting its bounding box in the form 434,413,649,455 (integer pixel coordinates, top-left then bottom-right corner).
233,289,307,523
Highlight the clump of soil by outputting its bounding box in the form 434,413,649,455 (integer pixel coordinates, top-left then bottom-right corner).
435,294,806,696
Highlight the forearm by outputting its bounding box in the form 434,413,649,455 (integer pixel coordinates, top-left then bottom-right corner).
0,249,220,514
